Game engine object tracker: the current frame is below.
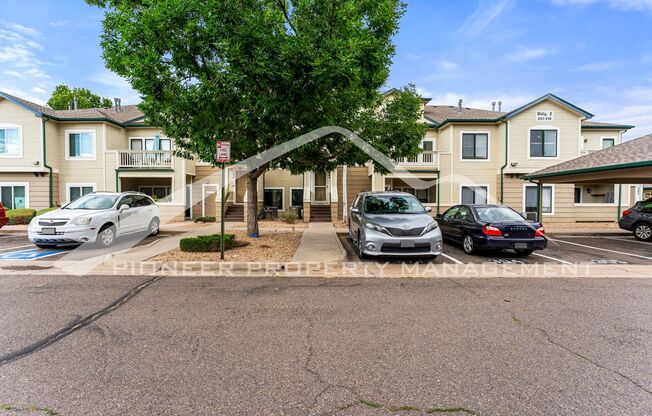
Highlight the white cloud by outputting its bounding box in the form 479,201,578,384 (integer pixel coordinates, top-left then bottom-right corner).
0,86,46,105
507,47,555,62
1,21,40,37
551,0,652,11
32,87,47,94
3,70,24,78
457,0,514,37
572,61,621,71
439,60,460,71
48,19,98,29
88,70,140,104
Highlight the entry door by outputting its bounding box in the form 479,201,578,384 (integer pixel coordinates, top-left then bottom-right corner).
235,175,247,204
185,185,192,220
313,172,329,204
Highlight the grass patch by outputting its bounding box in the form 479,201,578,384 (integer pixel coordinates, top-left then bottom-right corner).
389,405,420,411
360,399,383,409
0,404,60,415
512,315,521,325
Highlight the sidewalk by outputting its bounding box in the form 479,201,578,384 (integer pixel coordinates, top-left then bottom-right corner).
292,222,347,263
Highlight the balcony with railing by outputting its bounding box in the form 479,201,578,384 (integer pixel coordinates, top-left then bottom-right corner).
118,150,173,168
395,150,436,166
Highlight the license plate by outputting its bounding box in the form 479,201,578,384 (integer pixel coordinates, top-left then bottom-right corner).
400,239,415,248
514,242,528,249
41,227,56,235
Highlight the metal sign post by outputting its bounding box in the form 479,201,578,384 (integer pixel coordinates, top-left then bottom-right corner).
216,141,231,260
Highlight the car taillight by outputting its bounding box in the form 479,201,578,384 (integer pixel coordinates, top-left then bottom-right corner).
482,224,503,236
622,209,632,217
535,226,545,237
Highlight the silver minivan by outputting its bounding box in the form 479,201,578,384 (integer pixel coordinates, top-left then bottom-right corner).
349,191,443,259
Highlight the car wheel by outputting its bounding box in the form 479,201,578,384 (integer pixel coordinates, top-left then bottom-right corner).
148,217,160,236
97,224,116,247
634,223,652,241
357,232,368,260
514,249,534,257
462,235,476,255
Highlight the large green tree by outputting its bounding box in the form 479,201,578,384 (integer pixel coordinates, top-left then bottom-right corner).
87,0,427,235
47,84,113,110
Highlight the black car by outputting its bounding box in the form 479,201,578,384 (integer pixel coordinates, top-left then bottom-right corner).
618,198,652,241
436,204,547,256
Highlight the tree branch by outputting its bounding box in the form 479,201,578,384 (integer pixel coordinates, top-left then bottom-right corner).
276,0,297,35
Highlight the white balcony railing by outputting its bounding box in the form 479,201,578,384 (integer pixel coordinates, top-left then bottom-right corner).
118,150,173,168
395,151,436,165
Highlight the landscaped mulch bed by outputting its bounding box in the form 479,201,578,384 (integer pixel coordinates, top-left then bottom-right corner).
151,231,303,262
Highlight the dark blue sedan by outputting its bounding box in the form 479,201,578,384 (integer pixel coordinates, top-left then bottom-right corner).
436,204,547,256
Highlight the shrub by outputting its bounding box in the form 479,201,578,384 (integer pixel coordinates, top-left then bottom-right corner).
180,233,235,252
36,207,58,216
279,210,299,224
7,208,37,225
194,216,216,223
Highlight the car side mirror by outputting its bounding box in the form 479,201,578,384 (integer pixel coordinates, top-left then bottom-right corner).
425,207,432,213
351,207,360,214
119,204,130,212
435,213,443,218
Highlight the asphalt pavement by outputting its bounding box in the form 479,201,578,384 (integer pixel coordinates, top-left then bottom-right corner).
0,274,650,415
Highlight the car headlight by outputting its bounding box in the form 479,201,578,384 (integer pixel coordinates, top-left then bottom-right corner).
421,220,439,235
364,221,390,235
72,216,92,225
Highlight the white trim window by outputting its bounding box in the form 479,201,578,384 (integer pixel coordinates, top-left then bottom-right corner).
529,128,558,158
66,130,96,159
0,124,22,157
130,137,172,151
460,185,488,204
461,132,489,160
601,137,615,149
66,183,96,203
264,188,284,211
524,185,554,217
0,182,28,209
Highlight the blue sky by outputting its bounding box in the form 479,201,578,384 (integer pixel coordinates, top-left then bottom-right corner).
1,0,651,138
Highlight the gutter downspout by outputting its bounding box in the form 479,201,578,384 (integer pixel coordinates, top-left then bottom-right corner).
500,119,509,204
617,184,622,220
115,169,119,192
436,170,441,215
42,118,53,208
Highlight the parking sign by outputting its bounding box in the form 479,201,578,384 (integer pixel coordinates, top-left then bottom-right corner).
216,141,231,163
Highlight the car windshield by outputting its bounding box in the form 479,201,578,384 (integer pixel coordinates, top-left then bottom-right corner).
64,195,118,210
364,195,426,214
475,207,525,222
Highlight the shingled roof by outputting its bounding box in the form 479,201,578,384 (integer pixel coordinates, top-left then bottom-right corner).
423,105,505,124
526,134,652,179
0,90,145,126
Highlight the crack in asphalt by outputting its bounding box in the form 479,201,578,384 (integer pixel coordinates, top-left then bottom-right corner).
0,403,60,415
447,278,652,396
0,275,165,368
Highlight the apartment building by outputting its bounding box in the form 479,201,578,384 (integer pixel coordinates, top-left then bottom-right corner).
0,90,636,224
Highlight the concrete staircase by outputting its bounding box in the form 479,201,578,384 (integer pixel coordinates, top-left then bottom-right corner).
310,205,332,222
224,205,244,222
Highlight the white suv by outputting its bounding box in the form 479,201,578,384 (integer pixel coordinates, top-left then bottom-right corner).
28,192,161,248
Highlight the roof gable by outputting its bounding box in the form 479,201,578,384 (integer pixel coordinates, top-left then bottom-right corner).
504,93,594,120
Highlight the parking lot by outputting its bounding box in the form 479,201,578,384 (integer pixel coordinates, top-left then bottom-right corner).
338,232,652,265
0,231,179,262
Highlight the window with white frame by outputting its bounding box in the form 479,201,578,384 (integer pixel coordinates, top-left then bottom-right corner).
68,184,95,202
525,185,553,215
529,130,558,157
0,184,27,209
461,133,488,160
0,125,21,156
67,131,95,159
461,186,488,204
422,140,434,163
602,138,615,149
130,137,171,151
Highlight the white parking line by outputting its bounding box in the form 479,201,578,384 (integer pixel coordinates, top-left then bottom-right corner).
531,252,573,265
548,237,652,261
605,236,652,246
440,252,463,264
0,244,34,253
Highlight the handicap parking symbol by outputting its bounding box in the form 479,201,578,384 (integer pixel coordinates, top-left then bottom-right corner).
0,248,64,261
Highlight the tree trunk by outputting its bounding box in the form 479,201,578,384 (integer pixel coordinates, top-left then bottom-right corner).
246,172,259,237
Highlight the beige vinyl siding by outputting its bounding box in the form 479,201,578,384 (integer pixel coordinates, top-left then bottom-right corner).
0,98,42,168
0,172,58,210
580,129,622,153
45,120,61,170
508,100,582,169
104,123,127,151
192,165,222,219
336,166,371,220
263,169,302,211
